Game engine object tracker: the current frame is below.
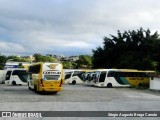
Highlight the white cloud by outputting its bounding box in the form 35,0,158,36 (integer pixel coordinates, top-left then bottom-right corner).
0,41,26,55
0,0,160,56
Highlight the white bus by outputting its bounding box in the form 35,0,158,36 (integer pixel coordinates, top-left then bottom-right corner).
64,69,87,85
94,69,154,88
5,69,28,85
94,69,131,87
0,70,7,84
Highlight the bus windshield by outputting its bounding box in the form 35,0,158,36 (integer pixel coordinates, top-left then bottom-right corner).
44,75,60,80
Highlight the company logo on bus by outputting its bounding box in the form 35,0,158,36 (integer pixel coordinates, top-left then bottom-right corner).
50,64,56,69
43,71,61,75
46,64,58,69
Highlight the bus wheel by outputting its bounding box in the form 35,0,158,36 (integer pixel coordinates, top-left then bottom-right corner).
107,83,112,88
28,83,31,90
72,80,76,85
12,81,17,85
138,83,142,88
34,85,37,92
52,92,57,94
2,80,5,84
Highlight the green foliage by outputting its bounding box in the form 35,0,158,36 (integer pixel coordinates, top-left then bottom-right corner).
151,61,159,71
0,55,7,69
33,53,57,62
92,28,160,70
7,56,31,62
62,55,93,69
18,63,24,68
62,61,77,69
76,55,93,68
62,61,71,69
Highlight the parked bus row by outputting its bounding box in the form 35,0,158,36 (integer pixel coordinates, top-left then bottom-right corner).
82,69,155,88
0,63,156,94
64,69,155,88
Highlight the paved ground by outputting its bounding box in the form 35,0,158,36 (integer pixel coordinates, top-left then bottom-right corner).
0,84,160,120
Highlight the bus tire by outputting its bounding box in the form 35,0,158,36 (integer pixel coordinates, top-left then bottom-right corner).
138,83,142,88
107,83,112,88
34,85,37,92
53,92,57,94
72,80,76,85
28,83,31,90
2,80,5,84
12,81,17,85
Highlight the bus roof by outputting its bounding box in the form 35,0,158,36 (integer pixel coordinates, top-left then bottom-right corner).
93,69,155,73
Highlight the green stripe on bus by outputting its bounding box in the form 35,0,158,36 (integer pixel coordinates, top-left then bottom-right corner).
114,77,129,85
120,77,129,84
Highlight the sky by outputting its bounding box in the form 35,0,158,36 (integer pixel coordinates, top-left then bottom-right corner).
0,0,160,56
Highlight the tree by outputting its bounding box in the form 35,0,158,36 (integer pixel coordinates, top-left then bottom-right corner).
76,55,93,68
7,56,31,62
151,61,159,71
92,28,160,70
33,53,57,62
18,63,24,68
33,53,43,62
62,61,77,69
0,55,7,69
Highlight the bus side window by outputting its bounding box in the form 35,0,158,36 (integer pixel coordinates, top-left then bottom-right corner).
114,72,118,77
6,71,12,80
72,71,78,77
107,71,114,77
78,71,84,80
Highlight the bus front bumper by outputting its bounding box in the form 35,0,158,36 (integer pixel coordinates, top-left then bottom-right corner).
40,87,62,92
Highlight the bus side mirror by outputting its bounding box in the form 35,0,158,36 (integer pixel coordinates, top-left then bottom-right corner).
151,77,154,80
28,72,32,79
